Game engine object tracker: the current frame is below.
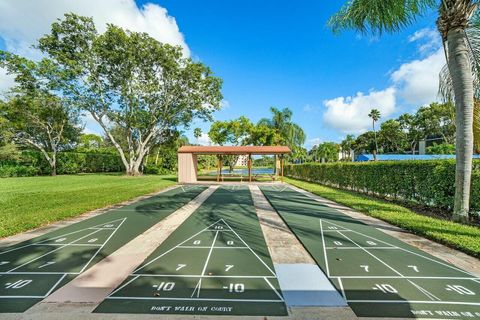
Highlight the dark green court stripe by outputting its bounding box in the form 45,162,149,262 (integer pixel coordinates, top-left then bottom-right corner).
0,185,207,313
260,186,480,319
95,186,288,316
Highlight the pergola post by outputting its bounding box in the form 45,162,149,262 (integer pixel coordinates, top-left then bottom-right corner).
217,156,222,182
280,155,284,182
248,154,252,182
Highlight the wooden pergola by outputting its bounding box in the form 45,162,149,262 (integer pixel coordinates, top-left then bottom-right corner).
177,146,291,183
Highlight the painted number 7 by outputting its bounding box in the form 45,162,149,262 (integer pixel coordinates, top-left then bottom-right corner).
176,264,186,271
407,265,419,273
360,265,369,272
225,264,234,272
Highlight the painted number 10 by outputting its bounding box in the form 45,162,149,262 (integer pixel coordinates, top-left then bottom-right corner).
153,282,175,291
373,283,398,293
228,283,244,293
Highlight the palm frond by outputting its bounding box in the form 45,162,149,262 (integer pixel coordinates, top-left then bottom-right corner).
328,0,437,34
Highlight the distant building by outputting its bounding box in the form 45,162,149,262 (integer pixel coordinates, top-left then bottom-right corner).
355,154,480,162
235,154,249,166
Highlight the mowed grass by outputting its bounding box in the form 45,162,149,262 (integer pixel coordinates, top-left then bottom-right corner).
0,174,176,238
285,177,480,258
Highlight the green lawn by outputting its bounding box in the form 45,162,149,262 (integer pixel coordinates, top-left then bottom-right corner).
0,174,176,238
285,177,480,258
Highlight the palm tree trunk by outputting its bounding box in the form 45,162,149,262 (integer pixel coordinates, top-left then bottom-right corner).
447,28,474,223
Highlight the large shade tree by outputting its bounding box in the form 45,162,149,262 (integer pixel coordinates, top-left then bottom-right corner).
329,0,478,222
0,54,82,175
35,14,222,175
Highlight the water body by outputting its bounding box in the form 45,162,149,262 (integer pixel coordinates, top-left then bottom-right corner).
206,168,274,176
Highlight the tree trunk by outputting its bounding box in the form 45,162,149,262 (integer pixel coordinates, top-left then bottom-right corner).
447,28,474,223
51,158,57,176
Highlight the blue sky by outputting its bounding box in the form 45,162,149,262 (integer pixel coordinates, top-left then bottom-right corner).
0,1,444,148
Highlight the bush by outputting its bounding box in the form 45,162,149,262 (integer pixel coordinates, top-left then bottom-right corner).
0,165,39,177
144,164,172,175
285,160,480,215
0,151,123,177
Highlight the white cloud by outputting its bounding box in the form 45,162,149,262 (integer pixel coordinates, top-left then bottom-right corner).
196,133,211,146
0,0,189,57
322,28,446,134
81,113,104,135
391,48,445,105
323,87,396,134
221,99,230,109
303,104,314,112
0,68,16,95
0,0,189,93
306,137,322,147
408,28,441,55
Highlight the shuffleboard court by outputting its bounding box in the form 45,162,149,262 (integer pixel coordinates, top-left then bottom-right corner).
95,186,287,316
260,185,480,319
0,185,206,313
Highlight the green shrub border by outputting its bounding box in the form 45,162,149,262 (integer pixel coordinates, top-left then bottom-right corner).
0,151,124,177
285,160,480,216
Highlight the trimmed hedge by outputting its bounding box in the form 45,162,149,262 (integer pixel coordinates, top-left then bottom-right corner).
285,160,480,215
0,151,123,177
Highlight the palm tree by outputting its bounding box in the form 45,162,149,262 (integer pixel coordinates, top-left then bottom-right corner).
258,107,306,173
368,108,381,159
329,0,477,223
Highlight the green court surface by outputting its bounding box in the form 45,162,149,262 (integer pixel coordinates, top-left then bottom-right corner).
260,186,480,319
0,185,206,313
95,186,287,316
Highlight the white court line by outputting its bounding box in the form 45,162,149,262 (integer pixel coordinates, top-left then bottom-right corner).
31,243,102,247
109,275,140,296
193,230,220,297
220,219,276,276
0,273,68,299
325,247,398,250
133,220,224,273
323,219,475,277
0,218,126,256
337,230,440,302
0,272,78,275
177,246,248,249
264,277,285,302
77,217,127,273
337,278,347,300
319,220,330,277
106,296,284,302
43,273,68,297
0,295,46,299
332,276,480,280
134,274,276,278
6,229,103,273
346,300,480,306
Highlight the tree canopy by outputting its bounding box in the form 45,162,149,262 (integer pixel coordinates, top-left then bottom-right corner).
33,13,223,175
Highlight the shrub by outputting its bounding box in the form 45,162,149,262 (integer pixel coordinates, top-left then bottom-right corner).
0,165,39,177
285,160,480,215
144,164,172,175
0,151,123,176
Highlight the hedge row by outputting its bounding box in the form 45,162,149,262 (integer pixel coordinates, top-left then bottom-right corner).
285,160,480,215
0,151,123,177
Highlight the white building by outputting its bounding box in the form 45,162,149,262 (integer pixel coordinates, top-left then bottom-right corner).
235,154,249,167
